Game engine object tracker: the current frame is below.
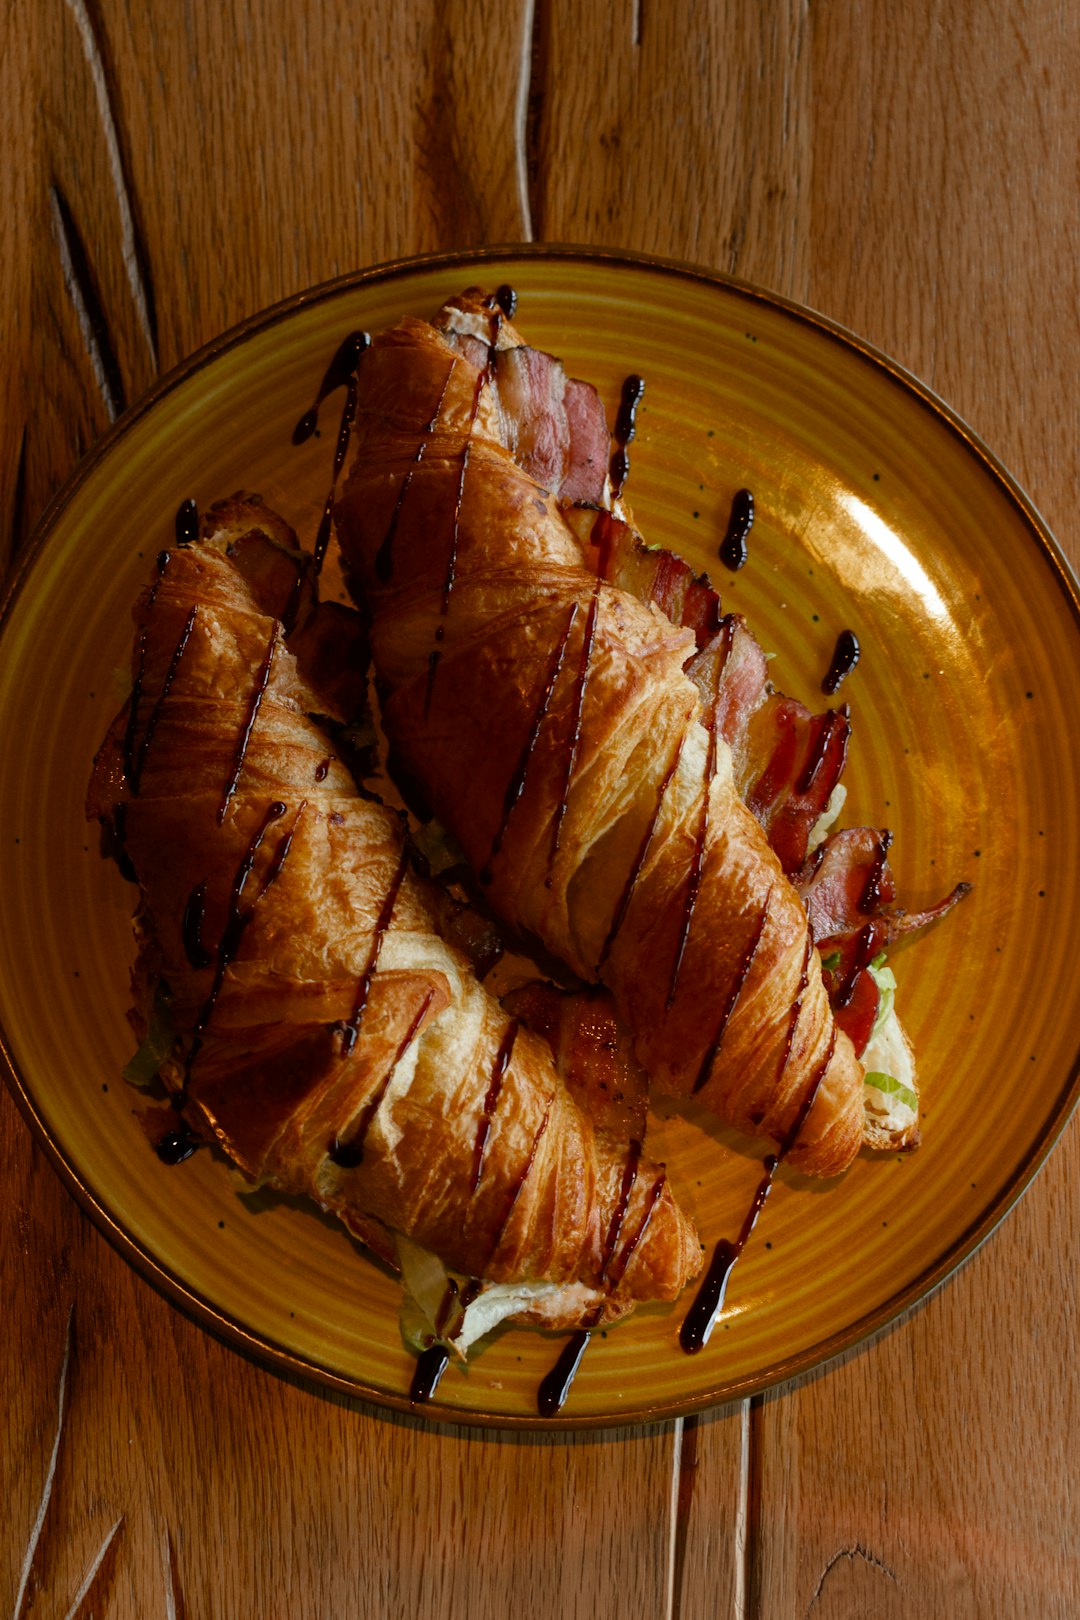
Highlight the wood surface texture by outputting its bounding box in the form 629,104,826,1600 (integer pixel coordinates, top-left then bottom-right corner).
2,1,1077,1616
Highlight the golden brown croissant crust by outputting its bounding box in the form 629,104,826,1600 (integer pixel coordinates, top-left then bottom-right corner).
87,497,701,1326
335,299,867,1178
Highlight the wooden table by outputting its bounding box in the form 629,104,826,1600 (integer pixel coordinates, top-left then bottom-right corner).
4,4,1077,1615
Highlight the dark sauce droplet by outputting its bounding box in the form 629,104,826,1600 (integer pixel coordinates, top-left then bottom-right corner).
494,284,517,319
609,374,645,499
156,1126,201,1165
293,407,318,446
410,1343,451,1404
822,629,860,694
537,1328,592,1418
175,499,198,547
719,488,754,572
680,1238,738,1351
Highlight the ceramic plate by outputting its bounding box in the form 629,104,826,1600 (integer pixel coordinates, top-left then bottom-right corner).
2,248,1078,1428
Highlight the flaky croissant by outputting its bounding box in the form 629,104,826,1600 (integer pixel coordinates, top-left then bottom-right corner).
336,294,874,1177
86,495,701,1333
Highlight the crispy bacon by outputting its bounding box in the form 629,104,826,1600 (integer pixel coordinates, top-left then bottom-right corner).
796,827,970,949
561,378,610,504
440,316,611,506
684,618,849,874
796,828,971,1053
589,511,721,649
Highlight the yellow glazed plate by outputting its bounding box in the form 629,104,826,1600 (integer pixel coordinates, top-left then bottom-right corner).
2,248,1078,1428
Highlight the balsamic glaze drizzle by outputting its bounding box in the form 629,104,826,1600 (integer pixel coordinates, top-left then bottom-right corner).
175,499,199,546
130,605,198,793
680,1031,837,1354
290,332,369,582
156,1126,201,1165
479,601,580,884
775,933,813,1090
441,437,472,619
493,284,518,319
609,374,645,499
182,799,291,1092
609,1171,667,1286
599,1140,642,1285
822,629,860,694
471,1019,519,1191
836,920,888,1009
538,1330,592,1419
483,1101,553,1273
328,988,435,1168
122,551,171,784
292,330,368,445
339,843,411,1057
597,723,690,972
411,1343,451,1404
536,1150,669,1416
692,890,772,1095
666,640,727,1008
374,360,458,584
409,1273,488,1403
547,578,603,886
719,488,754,572
217,632,276,823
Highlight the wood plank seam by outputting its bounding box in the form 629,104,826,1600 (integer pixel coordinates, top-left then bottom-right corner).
13,1302,74,1620
524,0,546,239
734,1400,750,1620
48,184,126,422
62,0,159,369
514,0,538,241
59,1513,125,1620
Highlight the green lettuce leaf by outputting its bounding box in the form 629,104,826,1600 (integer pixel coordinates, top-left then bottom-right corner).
864,1070,918,1113
122,983,175,1086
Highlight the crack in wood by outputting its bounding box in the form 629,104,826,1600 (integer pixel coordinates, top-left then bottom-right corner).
512,0,537,240
13,1304,74,1620
523,0,547,240
62,1514,125,1620
163,1526,189,1620
745,1393,764,1617
63,0,159,369
49,183,127,422
805,1542,898,1614
667,1413,699,1619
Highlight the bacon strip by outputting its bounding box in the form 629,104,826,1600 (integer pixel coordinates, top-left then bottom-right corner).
440,320,610,506
795,828,971,1052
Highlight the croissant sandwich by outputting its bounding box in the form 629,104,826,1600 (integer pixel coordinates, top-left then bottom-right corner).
335,291,968,1180
86,495,703,1364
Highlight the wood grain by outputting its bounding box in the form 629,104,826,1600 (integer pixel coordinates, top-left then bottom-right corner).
2,0,1077,1614
2,1085,749,1619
